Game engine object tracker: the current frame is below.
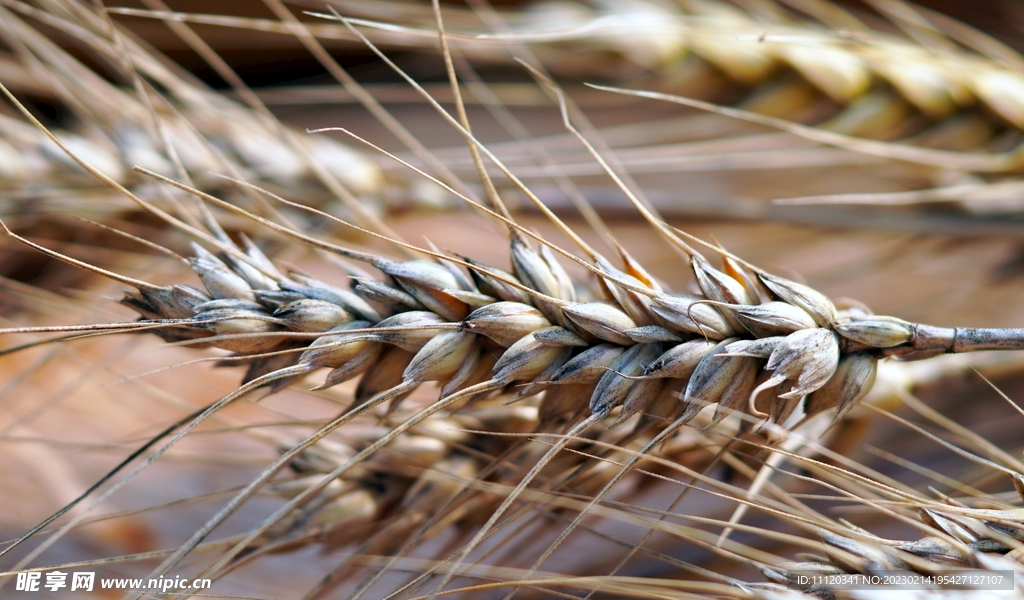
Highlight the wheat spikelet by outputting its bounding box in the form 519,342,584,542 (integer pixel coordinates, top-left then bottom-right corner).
0,1,1023,599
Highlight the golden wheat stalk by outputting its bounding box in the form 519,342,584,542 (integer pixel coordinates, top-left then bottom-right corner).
0,2,1023,599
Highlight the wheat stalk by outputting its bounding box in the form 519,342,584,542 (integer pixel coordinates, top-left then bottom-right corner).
0,1,1023,599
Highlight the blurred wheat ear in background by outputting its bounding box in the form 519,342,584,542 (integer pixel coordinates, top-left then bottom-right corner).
0,1,1023,599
